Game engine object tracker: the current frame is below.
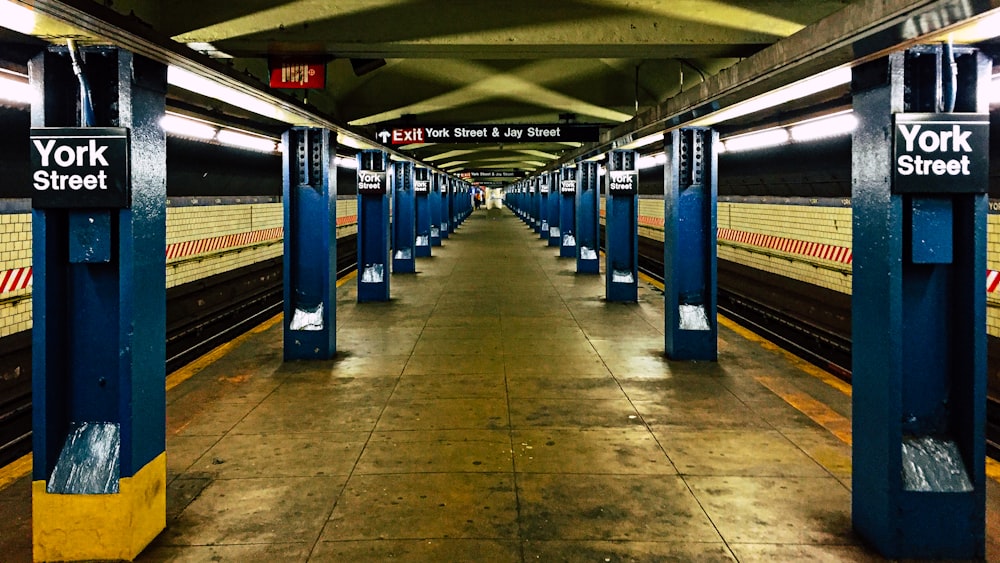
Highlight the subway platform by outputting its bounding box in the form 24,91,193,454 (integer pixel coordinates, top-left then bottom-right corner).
2,207,1000,562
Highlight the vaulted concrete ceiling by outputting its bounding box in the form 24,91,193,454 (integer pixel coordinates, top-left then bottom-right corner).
13,0,857,177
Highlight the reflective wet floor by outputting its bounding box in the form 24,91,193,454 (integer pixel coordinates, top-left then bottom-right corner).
2,207,999,562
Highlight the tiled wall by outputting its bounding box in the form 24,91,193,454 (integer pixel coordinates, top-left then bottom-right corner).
0,213,31,338
166,203,284,287
716,201,853,295
0,198,360,338
987,213,1000,337
5,198,1000,339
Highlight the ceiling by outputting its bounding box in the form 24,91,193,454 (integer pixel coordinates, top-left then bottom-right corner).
2,0,860,179
159,0,853,176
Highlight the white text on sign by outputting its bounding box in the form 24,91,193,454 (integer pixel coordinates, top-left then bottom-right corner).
32,139,110,191
608,171,636,193
896,124,972,177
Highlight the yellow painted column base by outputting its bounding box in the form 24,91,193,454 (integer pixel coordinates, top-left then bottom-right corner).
32,452,166,562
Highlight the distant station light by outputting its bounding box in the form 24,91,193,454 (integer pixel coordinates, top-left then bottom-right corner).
722,128,789,152
636,153,667,169
0,70,33,105
0,0,35,34
789,111,858,141
167,65,281,120
160,113,217,140
216,129,279,153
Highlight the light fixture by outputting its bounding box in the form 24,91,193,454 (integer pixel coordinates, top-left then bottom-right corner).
692,66,852,127
788,111,857,141
0,71,34,105
618,132,663,150
167,66,280,120
216,129,278,152
335,155,358,169
0,1,35,34
160,113,217,140
722,128,789,152
637,153,667,169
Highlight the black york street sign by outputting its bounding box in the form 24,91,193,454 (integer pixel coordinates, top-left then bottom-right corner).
29,127,130,208
608,171,637,195
560,180,577,194
893,113,989,194
377,124,599,145
414,180,430,193
357,170,387,195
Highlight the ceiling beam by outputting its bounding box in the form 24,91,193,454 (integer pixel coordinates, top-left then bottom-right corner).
550,0,1000,169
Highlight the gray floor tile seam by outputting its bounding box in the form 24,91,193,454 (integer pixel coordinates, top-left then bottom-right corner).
705,372,853,484
165,435,227,481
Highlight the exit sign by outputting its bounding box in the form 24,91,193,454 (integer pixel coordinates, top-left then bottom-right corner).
269,61,326,89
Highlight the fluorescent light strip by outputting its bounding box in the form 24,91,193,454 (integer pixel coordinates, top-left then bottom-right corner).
722,128,789,152
167,66,280,120
788,111,857,141
0,1,35,34
335,156,358,169
693,67,852,126
637,153,667,170
216,129,278,152
160,113,217,140
0,72,33,105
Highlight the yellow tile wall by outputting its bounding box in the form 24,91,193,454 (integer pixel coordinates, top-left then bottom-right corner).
337,198,358,237
165,203,285,288
986,214,1000,337
0,213,31,273
0,213,32,337
5,200,1000,339
638,199,665,242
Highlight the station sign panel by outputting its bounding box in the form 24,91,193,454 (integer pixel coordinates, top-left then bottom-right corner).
357,170,387,195
268,61,326,89
560,180,577,194
414,180,430,193
893,113,988,194
376,124,599,145
458,170,526,179
29,127,130,208
607,171,637,195
539,181,550,194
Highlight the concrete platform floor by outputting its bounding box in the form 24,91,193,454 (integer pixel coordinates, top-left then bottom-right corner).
2,207,999,562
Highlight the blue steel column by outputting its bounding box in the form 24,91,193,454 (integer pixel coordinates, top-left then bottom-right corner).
605,150,639,302
547,171,561,246
664,128,718,361
357,150,390,302
852,47,990,559
30,47,167,561
440,176,451,239
430,172,442,246
531,178,541,233
538,174,551,239
414,167,432,257
392,161,416,273
576,162,600,273
282,128,337,360
559,165,578,258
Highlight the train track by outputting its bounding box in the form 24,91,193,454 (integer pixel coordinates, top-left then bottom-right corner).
634,234,1000,460
0,235,358,467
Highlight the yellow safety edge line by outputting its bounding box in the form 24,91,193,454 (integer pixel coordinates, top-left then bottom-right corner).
165,269,355,392
639,271,1000,484
0,269,361,491
0,453,31,490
